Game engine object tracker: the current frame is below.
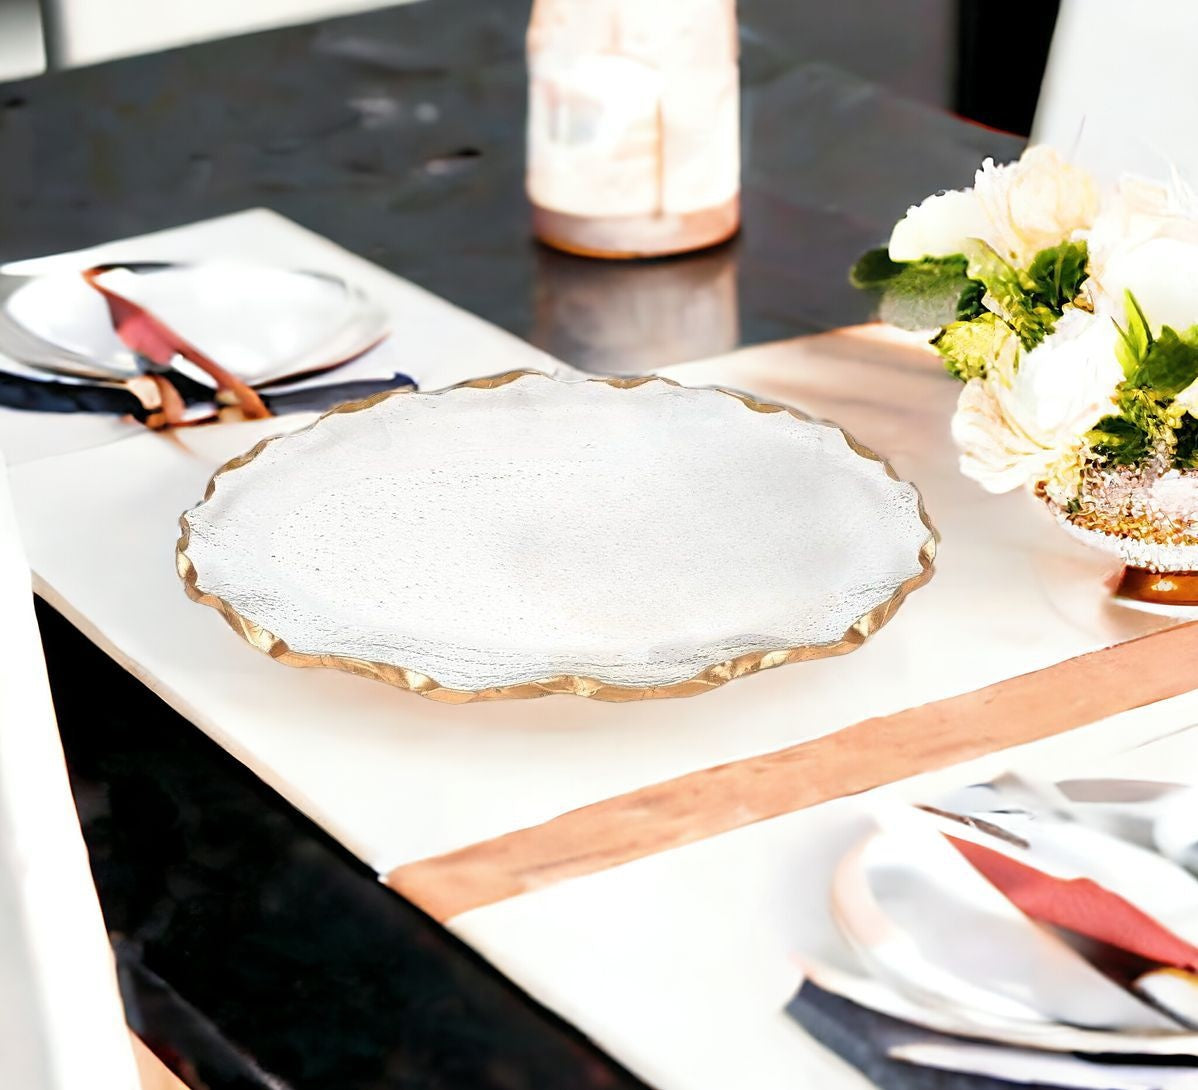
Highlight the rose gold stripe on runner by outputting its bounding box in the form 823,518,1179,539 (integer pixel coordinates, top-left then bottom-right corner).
133,1033,190,1090
387,622,1198,922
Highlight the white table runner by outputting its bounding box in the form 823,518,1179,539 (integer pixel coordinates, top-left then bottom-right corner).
452,697,1198,1090
6,326,1181,874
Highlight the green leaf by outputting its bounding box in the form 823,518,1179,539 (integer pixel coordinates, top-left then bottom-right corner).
1086,376,1184,466
965,244,1056,348
1026,241,1089,312
1129,324,1198,396
850,251,984,331
1083,307,1198,469
849,248,905,289
987,286,1056,349
1119,386,1174,437
1114,290,1153,377
1086,413,1152,465
955,277,986,322
1174,414,1198,469
933,313,1016,382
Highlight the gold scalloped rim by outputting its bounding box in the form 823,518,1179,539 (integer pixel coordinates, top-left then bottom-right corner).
176,370,938,703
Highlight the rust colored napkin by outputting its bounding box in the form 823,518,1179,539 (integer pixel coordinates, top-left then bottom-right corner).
946,835,1198,972
83,264,269,423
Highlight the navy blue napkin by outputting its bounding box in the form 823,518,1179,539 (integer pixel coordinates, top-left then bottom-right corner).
0,370,415,421
786,981,1196,1090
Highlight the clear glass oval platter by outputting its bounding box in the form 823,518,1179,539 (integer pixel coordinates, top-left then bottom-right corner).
176,371,936,702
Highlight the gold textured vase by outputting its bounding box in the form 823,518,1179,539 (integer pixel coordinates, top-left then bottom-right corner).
1043,462,1198,606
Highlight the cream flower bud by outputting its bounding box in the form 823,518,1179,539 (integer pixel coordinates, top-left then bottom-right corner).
1087,177,1198,333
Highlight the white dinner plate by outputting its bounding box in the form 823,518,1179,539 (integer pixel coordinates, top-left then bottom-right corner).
0,262,388,386
830,815,1178,1034
177,371,936,702
827,797,1198,1053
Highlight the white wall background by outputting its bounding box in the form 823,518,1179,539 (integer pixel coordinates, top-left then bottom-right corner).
0,0,422,77
44,0,422,68
0,0,44,79
1032,0,1198,183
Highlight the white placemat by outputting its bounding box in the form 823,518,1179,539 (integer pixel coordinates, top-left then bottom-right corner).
0,207,564,465
5,327,1180,874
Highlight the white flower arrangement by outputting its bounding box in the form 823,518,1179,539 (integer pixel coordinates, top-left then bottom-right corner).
854,147,1198,524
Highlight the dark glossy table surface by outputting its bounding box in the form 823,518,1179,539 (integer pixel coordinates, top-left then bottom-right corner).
0,0,1027,372
1,2,1040,1086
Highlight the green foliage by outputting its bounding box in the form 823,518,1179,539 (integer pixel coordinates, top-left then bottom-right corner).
1127,324,1198,397
1086,413,1152,466
989,283,1057,349
965,245,1057,349
1114,290,1152,377
956,277,986,323
963,241,1090,350
849,248,905,289
1116,386,1174,444
1099,294,1198,468
1026,241,1089,313
1174,414,1198,469
933,313,1014,382
1087,379,1195,470
849,249,985,331
850,239,1087,345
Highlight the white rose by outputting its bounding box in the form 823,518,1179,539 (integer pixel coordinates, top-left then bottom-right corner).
888,188,991,263
952,377,1049,494
888,146,1099,267
952,308,1122,496
1087,176,1198,333
972,146,1100,267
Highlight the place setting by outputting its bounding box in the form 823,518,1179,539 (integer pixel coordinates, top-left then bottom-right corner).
0,257,416,427
790,767,1198,1089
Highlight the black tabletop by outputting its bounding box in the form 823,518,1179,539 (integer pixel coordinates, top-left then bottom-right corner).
1,2,1042,1087
0,0,1026,372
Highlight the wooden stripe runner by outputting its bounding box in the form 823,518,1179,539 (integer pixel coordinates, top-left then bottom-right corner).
388,622,1198,921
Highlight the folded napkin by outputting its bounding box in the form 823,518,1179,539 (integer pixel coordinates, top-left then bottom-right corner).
0,365,415,423
789,982,1198,1090
947,835,1198,973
